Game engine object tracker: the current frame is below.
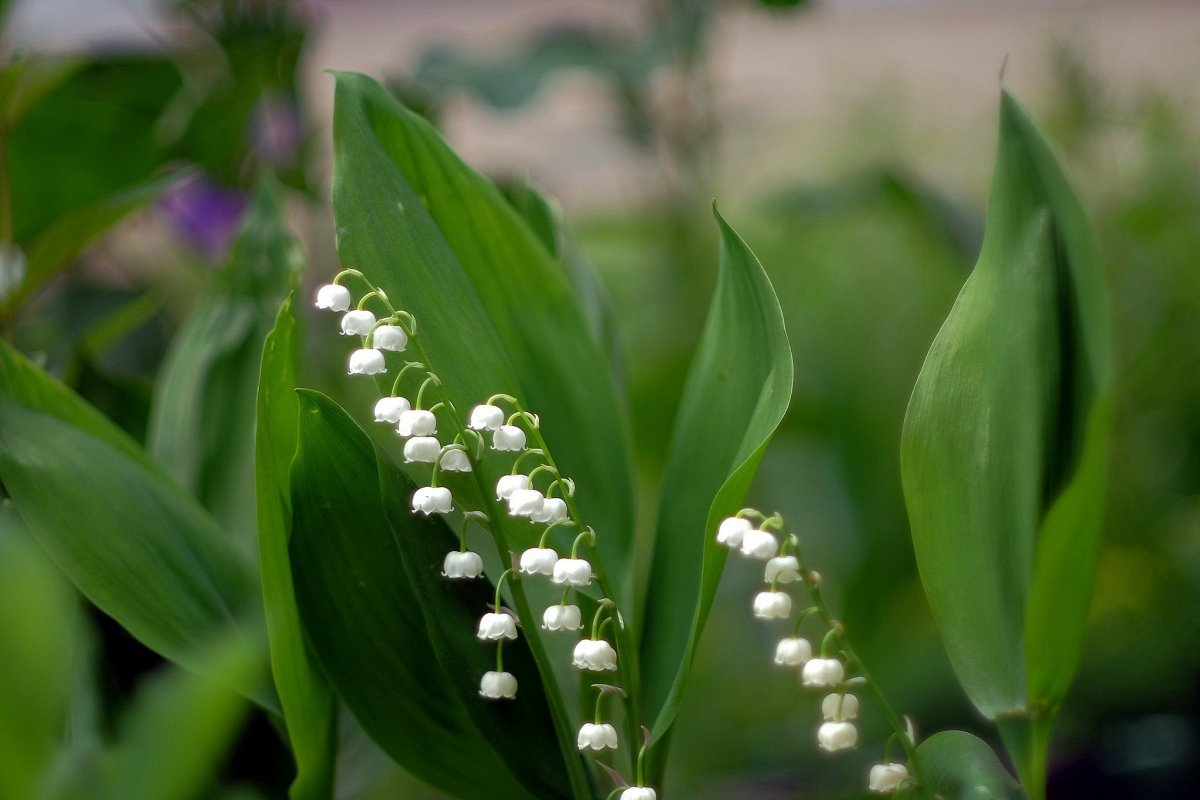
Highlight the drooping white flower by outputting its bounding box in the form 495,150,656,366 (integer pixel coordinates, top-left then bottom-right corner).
740,529,779,560
340,309,376,336
753,591,792,620
619,789,656,800
576,722,618,751
531,497,568,524
508,488,545,518
439,449,472,472
802,658,845,688
479,670,517,700
374,396,411,423
372,325,408,351
551,558,592,586
822,693,860,722
403,436,441,464
765,555,801,583
442,551,484,579
519,547,559,576
571,638,618,671
315,283,352,311
869,763,909,793
411,486,452,515
542,603,582,631
492,424,526,451
774,637,813,666
716,517,753,548
476,612,518,641
469,404,506,431
495,474,530,500
818,721,858,752
397,409,437,437
349,348,386,375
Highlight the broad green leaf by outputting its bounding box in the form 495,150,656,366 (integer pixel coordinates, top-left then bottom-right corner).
639,206,793,741
255,296,336,800
916,731,1021,800
148,178,302,548
287,390,552,800
900,91,1111,720
0,57,82,129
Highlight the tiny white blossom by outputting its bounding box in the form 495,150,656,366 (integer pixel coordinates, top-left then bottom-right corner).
442,551,484,579
315,284,351,311
530,497,568,524
716,517,753,548
740,529,779,560
348,348,386,375
765,555,801,583
619,789,656,800
576,722,618,751
802,658,845,688
519,547,559,576
469,404,506,431
551,558,592,587
774,637,813,666
753,591,792,620
340,309,376,336
397,409,437,437
439,449,472,472
411,486,452,515
508,488,545,518
571,639,618,671
822,693,860,722
496,474,530,500
372,325,408,351
404,436,441,464
869,763,909,793
492,424,526,451
476,612,518,641
479,670,517,700
818,721,858,752
542,603,582,631
374,396,411,423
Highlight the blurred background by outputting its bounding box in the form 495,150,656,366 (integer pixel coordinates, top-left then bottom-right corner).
1,0,1197,798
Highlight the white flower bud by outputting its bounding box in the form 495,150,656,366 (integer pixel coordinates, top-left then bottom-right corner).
340,309,376,336
476,612,518,641
531,497,568,524
620,789,656,800
519,547,559,576
442,550,484,579
753,591,792,619
576,722,618,751
802,658,845,688
740,529,779,560
403,436,441,463
765,555,801,583
508,488,545,518
372,324,407,351
551,558,592,587
818,721,858,752
572,638,618,671
869,763,909,793
774,637,813,666
479,670,517,700
397,409,437,437
411,486,452,515
374,396,410,423
822,693,860,722
348,348,386,375
716,517,753,548
439,449,472,472
469,404,506,431
492,424,526,451
542,604,582,631
495,474,530,500
315,283,351,311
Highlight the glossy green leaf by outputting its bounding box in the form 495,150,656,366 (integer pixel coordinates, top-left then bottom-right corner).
916,731,1021,800
639,206,793,740
0,57,82,129
255,296,336,800
900,91,1111,719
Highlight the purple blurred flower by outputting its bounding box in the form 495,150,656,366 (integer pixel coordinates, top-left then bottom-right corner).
159,175,247,261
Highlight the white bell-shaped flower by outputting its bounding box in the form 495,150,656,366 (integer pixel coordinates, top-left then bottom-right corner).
476,612,518,641
571,638,618,671
519,547,559,576
469,404,506,431
822,693,860,722
753,591,792,619
576,722,618,751
397,409,437,437
740,529,779,560
492,424,526,451
869,763,909,793
551,558,592,587
479,670,517,700
374,396,411,423
495,474,530,500
411,486,452,515
531,497,568,524
620,789,656,800
315,284,351,311
818,721,858,752
340,309,376,336
439,449,472,472
774,637,813,666
403,436,441,464
765,555,801,583
542,603,582,631
442,551,484,579
348,348,386,375
508,488,545,518
802,657,845,688
372,324,407,351
716,517,753,548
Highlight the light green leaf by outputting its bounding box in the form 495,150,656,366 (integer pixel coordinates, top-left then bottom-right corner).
916,731,1021,800
0,57,82,129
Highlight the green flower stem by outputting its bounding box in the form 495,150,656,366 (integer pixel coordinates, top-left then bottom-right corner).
790,606,819,637
538,519,575,548
389,361,425,396
510,448,545,475
415,374,441,410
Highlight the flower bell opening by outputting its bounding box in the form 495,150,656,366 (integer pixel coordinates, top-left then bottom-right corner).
372,324,408,351
397,409,437,437
576,722,618,751
476,612,518,641
572,638,618,671
869,763,909,793
717,516,753,548
542,603,582,631
492,424,527,451
753,591,792,619
403,436,441,464
348,348,386,375
495,474,530,500
519,547,559,576
774,637,813,666
439,449,472,472
479,670,518,700
315,283,351,311
442,551,484,579
818,720,858,752
740,529,779,560
340,309,377,336
822,693,860,721
552,557,592,586
765,555,801,583
412,486,453,515
374,396,411,423
802,658,845,688
469,403,505,431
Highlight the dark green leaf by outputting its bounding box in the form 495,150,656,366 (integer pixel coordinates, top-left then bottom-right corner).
916,731,1021,800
